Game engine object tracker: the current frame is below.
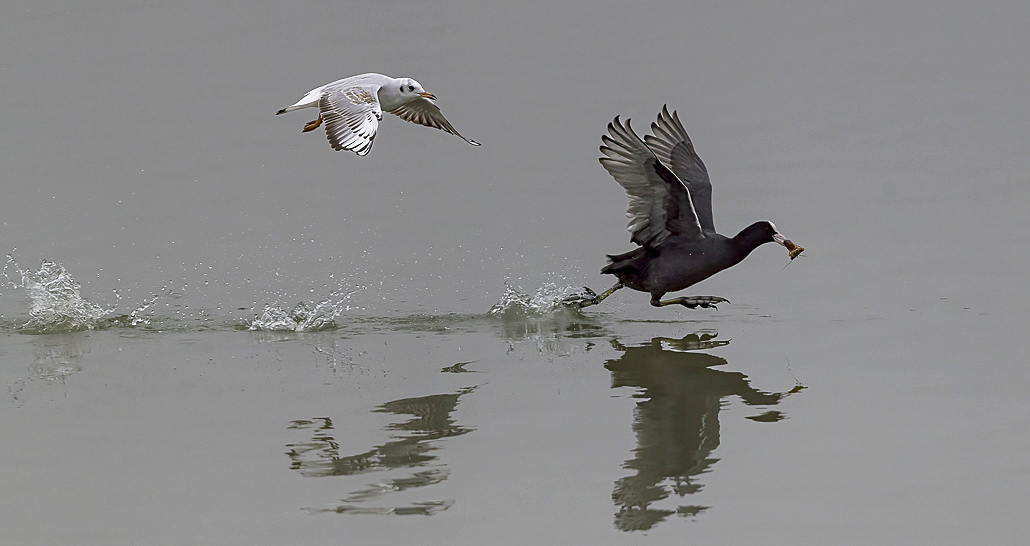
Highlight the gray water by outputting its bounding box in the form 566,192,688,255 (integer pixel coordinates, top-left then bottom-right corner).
3,0,1029,544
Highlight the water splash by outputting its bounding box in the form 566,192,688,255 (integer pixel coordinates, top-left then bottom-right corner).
19,260,111,333
3,254,20,289
487,282,584,318
246,288,361,331
126,294,161,327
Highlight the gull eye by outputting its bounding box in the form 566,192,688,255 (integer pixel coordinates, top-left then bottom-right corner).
408,85,414,91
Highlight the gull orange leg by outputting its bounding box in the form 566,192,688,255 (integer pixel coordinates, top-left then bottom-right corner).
302,115,322,132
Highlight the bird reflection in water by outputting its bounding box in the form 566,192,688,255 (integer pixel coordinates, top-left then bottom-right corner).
286,386,476,515
28,332,89,383
605,332,803,531
8,333,91,404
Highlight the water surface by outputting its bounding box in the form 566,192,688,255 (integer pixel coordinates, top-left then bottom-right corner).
2,0,1029,544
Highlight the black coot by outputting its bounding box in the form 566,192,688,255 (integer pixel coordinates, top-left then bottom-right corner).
568,106,803,309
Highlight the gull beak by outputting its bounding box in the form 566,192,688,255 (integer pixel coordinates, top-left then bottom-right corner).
419,92,437,100
773,233,805,260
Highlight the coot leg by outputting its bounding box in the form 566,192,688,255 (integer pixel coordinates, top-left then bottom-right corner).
562,282,624,308
593,282,624,304
649,295,729,309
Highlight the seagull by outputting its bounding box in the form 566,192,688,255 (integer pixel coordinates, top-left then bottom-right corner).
276,73,480,155
565,106,803,310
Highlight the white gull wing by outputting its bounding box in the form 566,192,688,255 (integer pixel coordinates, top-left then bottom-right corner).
319,84,383,155
644,105,715,235
599,116,703,249
386,97,480,146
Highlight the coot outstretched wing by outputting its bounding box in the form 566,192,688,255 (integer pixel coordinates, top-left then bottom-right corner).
568,106,802,309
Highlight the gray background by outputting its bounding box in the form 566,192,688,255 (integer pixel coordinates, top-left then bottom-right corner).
2,0,1029,544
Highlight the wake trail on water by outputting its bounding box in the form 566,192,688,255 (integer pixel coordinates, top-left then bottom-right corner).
2,256,364,334
1,255,602,338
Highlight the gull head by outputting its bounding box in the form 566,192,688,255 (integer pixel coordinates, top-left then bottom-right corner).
398,78,436,102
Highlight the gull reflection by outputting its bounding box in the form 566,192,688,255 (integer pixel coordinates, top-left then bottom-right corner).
286,386,476,515
605,332,802,531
